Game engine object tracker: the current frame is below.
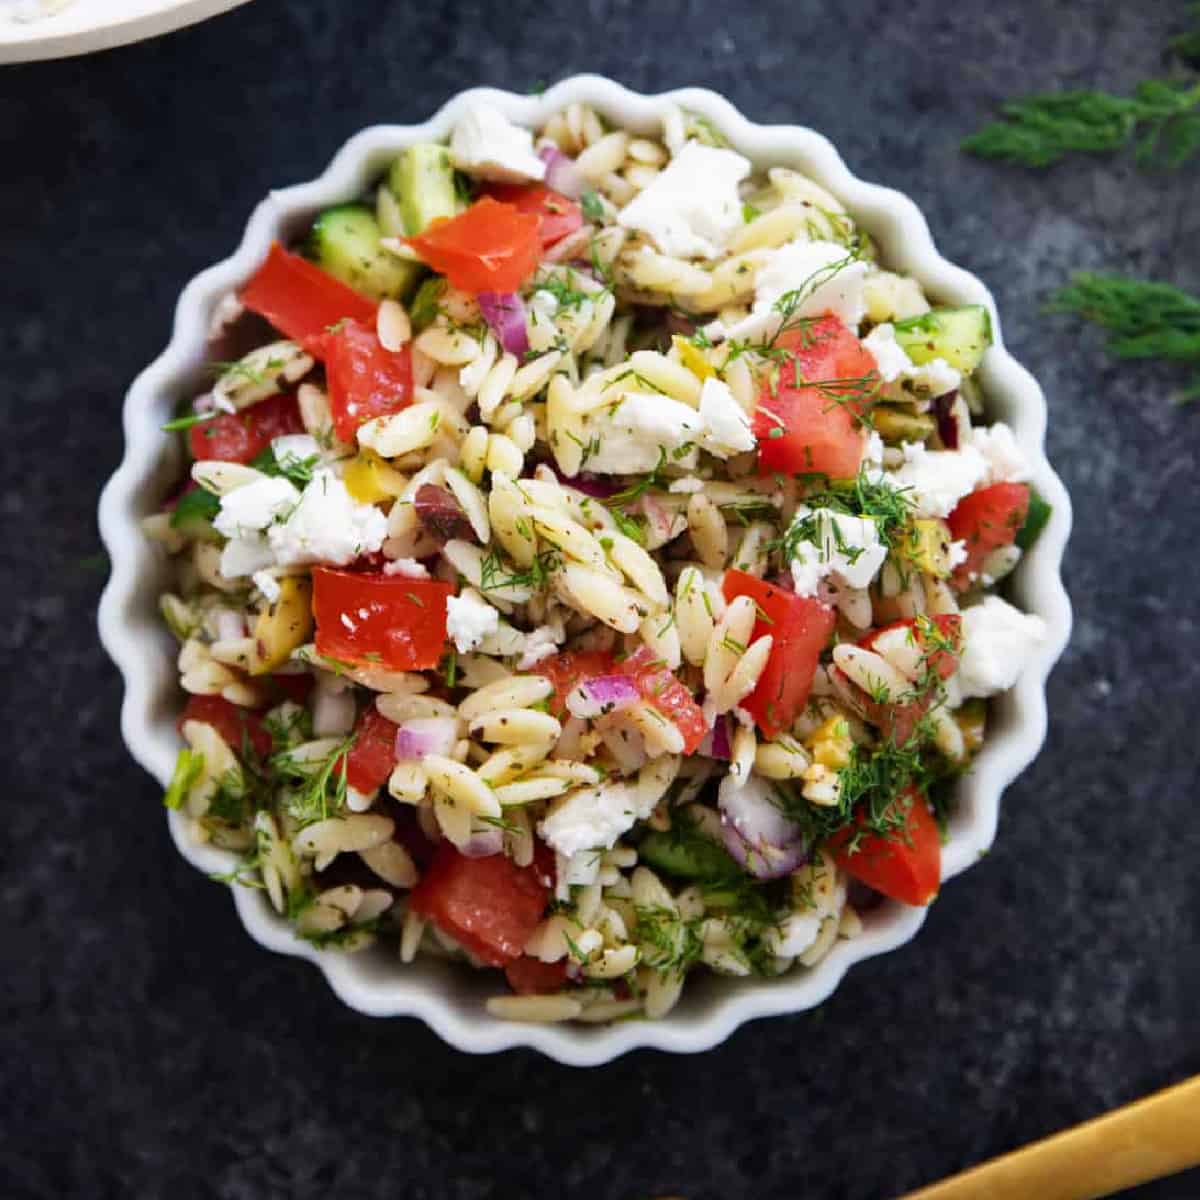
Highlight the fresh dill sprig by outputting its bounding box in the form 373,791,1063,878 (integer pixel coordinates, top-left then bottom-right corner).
1171,4,1200,68
962,80,1200,168
1045,272,1200,402
779,466,913,559
270,733,356,826
634,905,704,977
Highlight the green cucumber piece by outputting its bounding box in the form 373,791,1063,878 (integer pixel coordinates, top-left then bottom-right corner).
307,203,420,300
169,488,221,540
1015,486,1052,550
639,827,739,882
893,305,993,374
408,276,446,332
384,143,461,236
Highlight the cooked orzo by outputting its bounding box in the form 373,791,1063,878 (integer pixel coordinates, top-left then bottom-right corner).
149,99,1050,1022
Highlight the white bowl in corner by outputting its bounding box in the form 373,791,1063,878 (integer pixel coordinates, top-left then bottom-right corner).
97,76,1072,1067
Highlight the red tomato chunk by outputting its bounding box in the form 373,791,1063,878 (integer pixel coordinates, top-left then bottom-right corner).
484,183,584,248
406,197,542,295
322,318,414,443
830,787,941,906
341,707,398,794
311,568,454,672
188,391,305,464
622,646,707,755
721,569,836,739
409,844,551,966
536,649,619,716
178,695,273,759
754,315,878,481
947,482,1030,590
239,243,377,355
504,956,570,995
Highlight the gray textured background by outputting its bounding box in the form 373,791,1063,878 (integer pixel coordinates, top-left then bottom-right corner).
3,1,1199,1197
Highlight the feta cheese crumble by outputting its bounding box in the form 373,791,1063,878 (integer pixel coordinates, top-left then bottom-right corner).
517,625,562,669
445,589,500,653
699,377,756,458
582,391,702,474
449,105,546,184
382,557,431,579
538,782,642,858
213,476,300,540
618,140,751,260
716,239,869,343
951,596,1047,701
887,441,989,519
971,422,1032,485
787,506,887,596
267,469,388,567
862,322,961,394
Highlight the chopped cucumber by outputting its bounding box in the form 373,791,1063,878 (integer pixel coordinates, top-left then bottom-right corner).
639,827,739,881
409,276,446,332
383,143,461,237
170,488,221,540
893,305,993,374
1015,486,1052,550
307,204,420,300
872,405,936,444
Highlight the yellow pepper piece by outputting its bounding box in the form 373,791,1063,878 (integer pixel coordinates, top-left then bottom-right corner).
343,449,407,505
806,714,853,769
672,334,717,381
251,576,314,675
899,518,955,578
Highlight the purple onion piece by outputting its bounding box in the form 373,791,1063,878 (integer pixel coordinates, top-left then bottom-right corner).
720,817,808,880
696,715,733,760
414,483,474,544
394,717,459,762
933,390,960,450
566,674,640,720
720,775,802,849
548,464,620,497
459,827,505,859
538,145,585,199
477,291,530,358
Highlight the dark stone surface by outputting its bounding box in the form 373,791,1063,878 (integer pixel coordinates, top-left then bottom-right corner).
2,1,1198,1197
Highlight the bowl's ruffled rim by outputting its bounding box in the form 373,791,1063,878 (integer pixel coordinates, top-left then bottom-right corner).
98,76,1072,1066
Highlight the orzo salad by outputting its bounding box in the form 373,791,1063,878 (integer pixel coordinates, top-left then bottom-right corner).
148,100,1050,1024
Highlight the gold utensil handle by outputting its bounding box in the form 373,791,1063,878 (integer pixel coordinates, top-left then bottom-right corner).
900,1075,1200,1200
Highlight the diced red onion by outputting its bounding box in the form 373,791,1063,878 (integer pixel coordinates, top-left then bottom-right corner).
414,483,474,544
550,464,620,496
933,390,960,450
477,291,530,358
696,715,733,760
459,827,504,858
538,145,584,199
718,775,808,880
566,674,640,720
394,717,459,761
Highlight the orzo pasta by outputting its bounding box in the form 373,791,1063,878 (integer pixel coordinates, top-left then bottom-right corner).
149,99,1050,1022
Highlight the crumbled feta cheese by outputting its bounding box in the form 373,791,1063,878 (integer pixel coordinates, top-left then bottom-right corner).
886,441,989,519
445,589,500,653
252,569,281,603
862,322,962,394
765,912,822,958
382,557,431,579
952,596,1047,701
557,849,603,889
617,140,750,259
717,239,869,343
220,534,275,579
517,625,562,669
948,539,969,569
971,422,1032,485
267,468,387,566
787,506,887,596
699,377,755,457
582,391,702,474
449,104,545,184
538,782,641,858
213,476,300,539
271,433,322,469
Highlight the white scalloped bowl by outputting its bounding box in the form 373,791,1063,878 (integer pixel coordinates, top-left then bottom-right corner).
97,77,1071,1066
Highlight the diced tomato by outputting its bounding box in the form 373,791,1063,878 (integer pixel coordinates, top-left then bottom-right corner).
321,318,413,443
830,787,941,906
406,197,541,295
188,391,305,463
947,482,1030,590
622,646,708,755
721,569,836,739
409,843,550,966
504,956,570,995
484,183,584,248
341,707,398,794
177,695,273,759
239,242,377,355
754,315,877,481
311,568,455,671
535,649,617,716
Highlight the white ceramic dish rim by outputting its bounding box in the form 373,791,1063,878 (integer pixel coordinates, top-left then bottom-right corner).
97,76,1072,1067
0,0,252,64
